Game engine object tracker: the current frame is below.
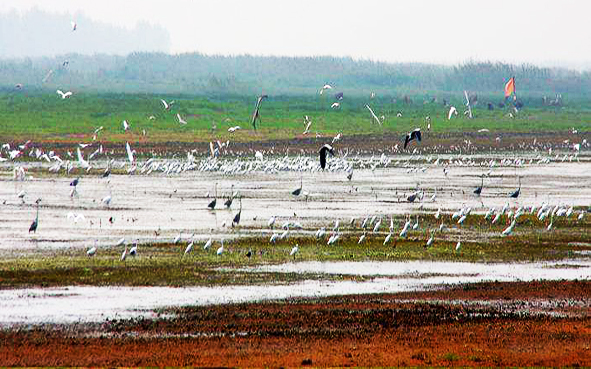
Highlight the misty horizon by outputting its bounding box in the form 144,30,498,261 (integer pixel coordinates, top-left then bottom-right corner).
1,4,591,72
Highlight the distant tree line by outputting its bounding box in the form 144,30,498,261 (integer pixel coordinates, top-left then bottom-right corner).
1,53,589,97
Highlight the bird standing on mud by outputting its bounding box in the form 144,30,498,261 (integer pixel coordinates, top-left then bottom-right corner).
251,94,268,131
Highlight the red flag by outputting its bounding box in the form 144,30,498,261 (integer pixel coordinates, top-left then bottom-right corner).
504,77,515,97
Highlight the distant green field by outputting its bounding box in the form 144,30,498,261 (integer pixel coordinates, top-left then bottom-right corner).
1,92,589,143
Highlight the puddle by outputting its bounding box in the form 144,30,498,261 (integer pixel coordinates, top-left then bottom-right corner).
0,259,589,327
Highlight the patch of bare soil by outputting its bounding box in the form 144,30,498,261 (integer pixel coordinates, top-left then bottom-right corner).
1,280,589,366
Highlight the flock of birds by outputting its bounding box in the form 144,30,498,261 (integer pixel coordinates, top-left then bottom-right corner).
3,21,589,261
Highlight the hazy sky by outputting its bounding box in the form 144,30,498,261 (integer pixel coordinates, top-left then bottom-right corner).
1,0,590,68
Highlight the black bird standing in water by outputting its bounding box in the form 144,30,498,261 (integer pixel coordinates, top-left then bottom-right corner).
319,144,334,170
510,177,521,198
474,175,484,196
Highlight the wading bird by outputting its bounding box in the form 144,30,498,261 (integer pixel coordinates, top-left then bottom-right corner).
87,240,97,257
251,94,268,130
319,144,334,170
474,175,484,196
232,197,242,226
216,239,224,255
292,175,303,196
129,240,138,256
290,244,299,258
404,128,421,149
510,177,521,198
29,198,41,233
208,183,218,210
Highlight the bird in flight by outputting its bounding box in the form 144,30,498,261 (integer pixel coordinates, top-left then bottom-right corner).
319,144,335,170
177,113,187,125
365,104,383,125
319,84,333,94
56,90,73,99
160,99,174,110
331,102,340,109
448,106,457,120
251,94,268,131
404,128,421,149
71,21,77,31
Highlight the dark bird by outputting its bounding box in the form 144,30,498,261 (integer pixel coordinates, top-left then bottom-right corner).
319,144,334,170
510,177,521,198
251,94,268,131
70,178,79,187
407,192,417,203
208,183,218,210
474,175,484,196
246,249,252,259
102,167,111,178
232,197,242,226
224,185,235,208
404,128,421,149
292,176,302,196
335,92,344,100
29,198,41,233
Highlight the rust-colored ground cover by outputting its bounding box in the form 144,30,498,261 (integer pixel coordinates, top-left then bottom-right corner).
1,280,589,366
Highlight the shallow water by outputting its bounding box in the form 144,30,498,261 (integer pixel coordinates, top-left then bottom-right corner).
1,156,590,251
0,259,589,326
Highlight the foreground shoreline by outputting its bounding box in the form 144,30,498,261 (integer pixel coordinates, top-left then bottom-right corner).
1,280,589,366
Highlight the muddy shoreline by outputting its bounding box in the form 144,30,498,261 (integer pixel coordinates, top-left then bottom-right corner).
1,280,589,366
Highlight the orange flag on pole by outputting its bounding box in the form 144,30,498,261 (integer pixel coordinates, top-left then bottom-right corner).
504,77,515,98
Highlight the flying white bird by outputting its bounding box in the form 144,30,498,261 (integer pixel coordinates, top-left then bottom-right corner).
365,104,383,125
228,126,241,133
177,113,187,125
464,90,473,118
56,90,72,99
319,84,333,94
76,147,89,169
125,142,134,164
123,120,130,131
331,102,340,109
160,99,174,110
448,106,457,120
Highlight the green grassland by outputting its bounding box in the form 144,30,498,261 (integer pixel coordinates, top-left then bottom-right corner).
1,91,590,144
